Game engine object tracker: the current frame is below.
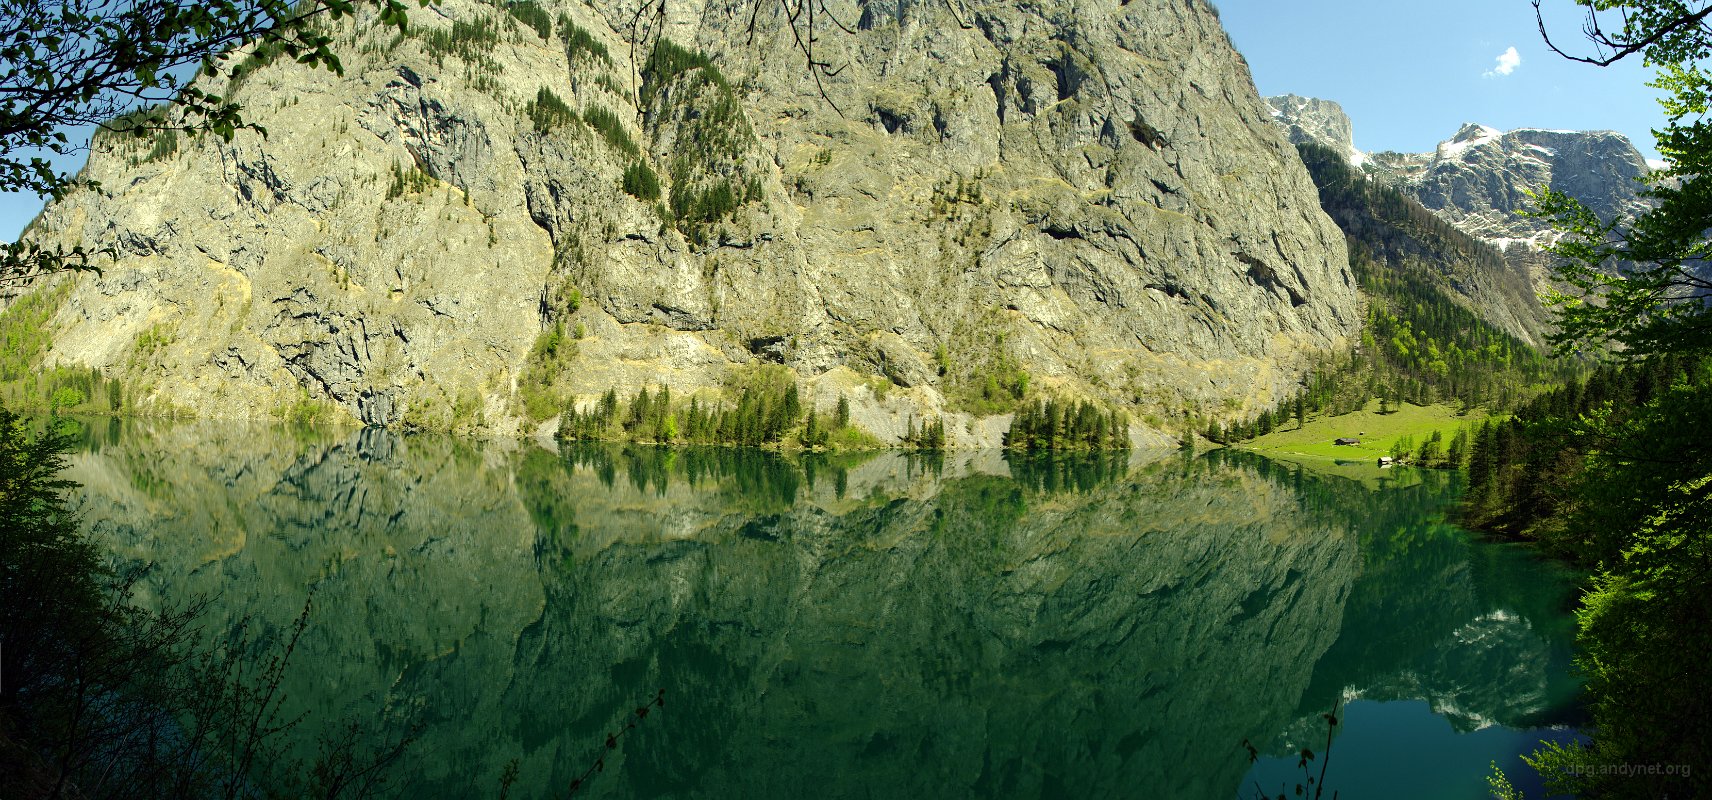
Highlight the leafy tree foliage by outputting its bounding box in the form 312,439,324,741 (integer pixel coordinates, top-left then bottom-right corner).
556,14,610,66
0,0,425,284
0,412,98,707
581,103,638,157
0,413,416,796
1470,353,1712,796
1481,3,1712,795
503,0,551,41
0,3,437,792
1005,450,1129,494
1466,356,1689,533
1532,173,1712,355
525,86,576,134
1530,1,1712,358
517,322,577,421
935,330,1031,417
621,159,660,201
416,11,499,70
384,159,433,198
559,375,815,449
901,415,946,449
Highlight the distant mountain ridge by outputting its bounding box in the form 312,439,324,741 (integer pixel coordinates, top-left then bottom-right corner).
1369,123,1654,251
1266,95,1655,251
1266,95,1365,167
1294,139,1551,351
1266,95,1659,342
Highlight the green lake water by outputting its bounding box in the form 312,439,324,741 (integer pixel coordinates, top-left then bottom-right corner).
63,417,1585,799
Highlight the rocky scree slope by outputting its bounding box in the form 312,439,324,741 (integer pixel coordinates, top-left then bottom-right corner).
26,0,1359,442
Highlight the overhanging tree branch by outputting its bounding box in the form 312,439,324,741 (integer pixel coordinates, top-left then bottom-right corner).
1533,0,1712,66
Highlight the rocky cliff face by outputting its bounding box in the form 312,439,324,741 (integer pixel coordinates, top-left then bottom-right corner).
24,0,1357,440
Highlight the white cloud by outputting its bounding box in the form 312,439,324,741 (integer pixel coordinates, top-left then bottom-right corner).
1484,46,1521,78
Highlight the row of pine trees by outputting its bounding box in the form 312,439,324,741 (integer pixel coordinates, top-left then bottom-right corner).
1004,398,1129,451
557,386,1130,451
559,384,809,447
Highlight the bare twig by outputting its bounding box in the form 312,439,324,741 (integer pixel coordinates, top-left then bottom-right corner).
565,688,666,796
1532,0,1712,66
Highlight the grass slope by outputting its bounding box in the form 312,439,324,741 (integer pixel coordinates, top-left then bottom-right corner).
1238,400,1492,463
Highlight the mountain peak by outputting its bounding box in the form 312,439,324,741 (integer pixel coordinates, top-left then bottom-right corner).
1450,122,1503,143
1260,100,1651,259
1436,123,1504,159
1264,95,1364,166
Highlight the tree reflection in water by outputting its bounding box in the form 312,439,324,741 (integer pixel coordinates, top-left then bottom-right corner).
63,419,1579,800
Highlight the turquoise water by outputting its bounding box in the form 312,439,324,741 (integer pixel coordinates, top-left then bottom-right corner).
64,418,1584,798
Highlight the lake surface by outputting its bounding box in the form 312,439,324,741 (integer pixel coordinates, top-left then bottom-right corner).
63,417,1585,799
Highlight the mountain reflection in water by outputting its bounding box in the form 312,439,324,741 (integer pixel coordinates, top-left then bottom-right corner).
64,418,1581,799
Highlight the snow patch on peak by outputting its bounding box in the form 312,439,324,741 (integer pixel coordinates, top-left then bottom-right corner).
1438,123,1504,159
1451,122,1504,142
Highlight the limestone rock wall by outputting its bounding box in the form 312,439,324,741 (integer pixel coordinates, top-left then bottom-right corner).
30,0,1359,441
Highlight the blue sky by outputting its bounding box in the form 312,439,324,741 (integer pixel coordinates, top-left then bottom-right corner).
0,142,78,242
1216,0,1669,160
